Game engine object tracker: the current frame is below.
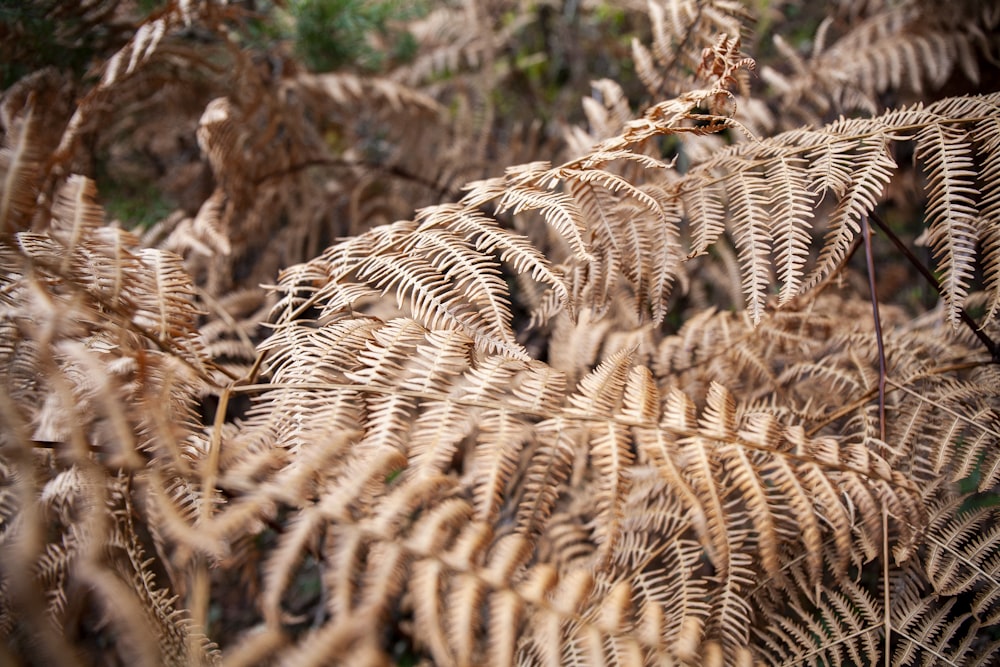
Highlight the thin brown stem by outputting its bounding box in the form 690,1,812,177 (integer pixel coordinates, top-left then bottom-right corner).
883,503,891,667
862,213,887,442
253,156,461,202
867,210,999,362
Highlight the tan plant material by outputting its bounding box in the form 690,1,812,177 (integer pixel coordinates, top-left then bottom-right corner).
2,0,999,665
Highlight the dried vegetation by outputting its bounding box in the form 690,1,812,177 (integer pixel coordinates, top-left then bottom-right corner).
2,0,1000,665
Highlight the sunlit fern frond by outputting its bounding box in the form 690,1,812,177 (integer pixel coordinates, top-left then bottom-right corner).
166,286,945,663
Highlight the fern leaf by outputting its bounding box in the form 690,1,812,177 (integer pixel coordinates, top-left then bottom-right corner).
588,419,633,559
0,93,46,234
720,440,782,581
515,420,576,537
889,566,998,666
357,251,524,358
675,390,734,576
411,558,453,664
973,112,1000,320
638,398,712,551
401,230,518,350
470,408,530,523
344,318,426,453
766,155,815,303
725,169,773,323
682,180,727,258
803,134,896,292
409,409,476,480
50,174,104,260
979,216,1000,322
566,347,635,418
402,331,477,474
496,164,594,262
756,571,882,667
924,499,1000,624
400,328,474,394
916,122,980,325
434,205,566,297
134,248,200,343
707,549,755,659
644,188,686,322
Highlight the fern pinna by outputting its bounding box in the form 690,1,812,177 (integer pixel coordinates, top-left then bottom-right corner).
1,1,1000,666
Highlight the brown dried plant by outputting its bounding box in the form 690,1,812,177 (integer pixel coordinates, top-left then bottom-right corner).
2,1,999,666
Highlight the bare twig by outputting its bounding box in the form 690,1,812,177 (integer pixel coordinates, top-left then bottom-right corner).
868,210,999,362
861,213,887,442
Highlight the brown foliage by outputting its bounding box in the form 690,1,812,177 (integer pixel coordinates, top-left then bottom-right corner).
2,0,1000,665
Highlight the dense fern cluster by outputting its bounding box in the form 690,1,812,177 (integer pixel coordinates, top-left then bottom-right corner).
2,0,1000,665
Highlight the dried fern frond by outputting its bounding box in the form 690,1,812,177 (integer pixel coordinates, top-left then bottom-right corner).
0,171,219,663
756,558,1000,666
761,0,997,124
631,0,753,100
0,94,46,234
278,87,1000,339
198,289,963,662
53,0,211,164
923,496,1000,625
0,459,218,666
3,1,1000,664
